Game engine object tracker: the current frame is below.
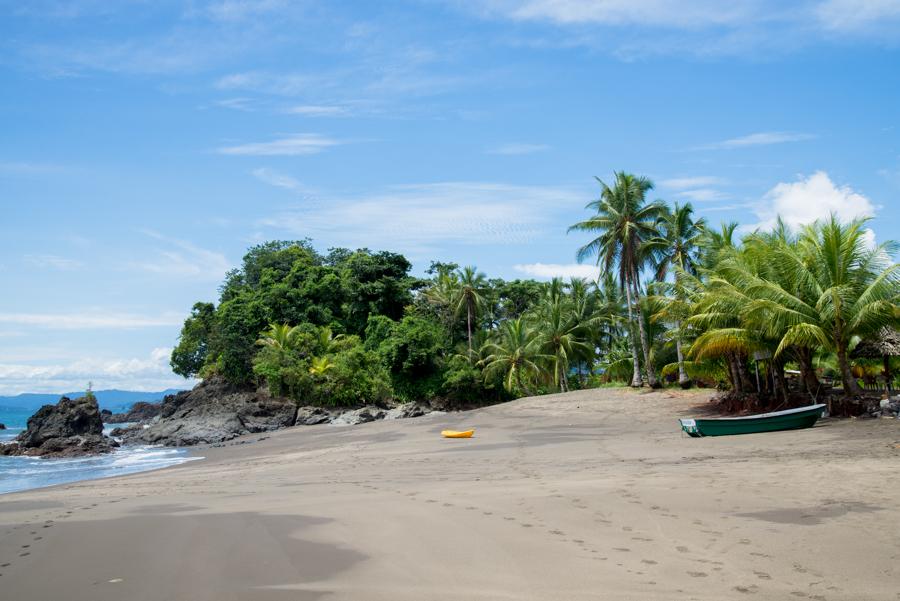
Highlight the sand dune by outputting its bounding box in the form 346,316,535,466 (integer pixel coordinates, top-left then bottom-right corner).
1,388,898,600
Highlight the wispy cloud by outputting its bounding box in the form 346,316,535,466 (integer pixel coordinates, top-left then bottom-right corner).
486,143,550,155
251,167,314,195
215,97,255,111
513,262,599,280
0,161,67,175
674,189,731,202
815,0,900,31
0,312,183,330
660,175,727,189
695,131,816,150
218,133,342,156
135,231,232,280
257,181,583,257
24,254,84,271
286,105,349,117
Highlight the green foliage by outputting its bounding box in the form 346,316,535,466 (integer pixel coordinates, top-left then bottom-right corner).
170,302,216,378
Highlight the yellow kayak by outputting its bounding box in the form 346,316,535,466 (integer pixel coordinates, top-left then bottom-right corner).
441,429,474,439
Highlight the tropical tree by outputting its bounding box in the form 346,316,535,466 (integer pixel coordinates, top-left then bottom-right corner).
481,317,550,396
535,295,592,392
453,266,488,354
569,171,666,387
648,202,707,279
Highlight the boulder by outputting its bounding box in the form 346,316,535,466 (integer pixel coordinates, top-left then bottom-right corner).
384,402,428,420
0,423,6,430
295,407,333,426
330,406,386,426
102,401,162,424
0,396,118,458
121,377,297,446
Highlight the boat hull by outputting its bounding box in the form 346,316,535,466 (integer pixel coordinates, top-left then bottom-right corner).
680,404,826,437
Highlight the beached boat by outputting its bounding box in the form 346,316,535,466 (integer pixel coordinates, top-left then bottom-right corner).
679,404,826,437
441,430,474,438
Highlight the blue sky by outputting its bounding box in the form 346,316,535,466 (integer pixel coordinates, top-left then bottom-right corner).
1,0,898,394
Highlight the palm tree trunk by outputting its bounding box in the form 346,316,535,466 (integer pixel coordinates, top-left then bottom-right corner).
836,344,862,396
728,353,742,393
622,284,643,387
629,276,658,388
795,348,821,397
675,326,691,388
515,369,534,397
560,362,569,392
466,300,473,353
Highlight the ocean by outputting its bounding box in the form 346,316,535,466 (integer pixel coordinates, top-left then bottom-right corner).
0,406,200,495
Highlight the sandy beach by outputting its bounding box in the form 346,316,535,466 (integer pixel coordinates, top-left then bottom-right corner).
1,388,898,600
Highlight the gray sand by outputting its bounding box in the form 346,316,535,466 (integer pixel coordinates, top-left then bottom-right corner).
1,388,898,600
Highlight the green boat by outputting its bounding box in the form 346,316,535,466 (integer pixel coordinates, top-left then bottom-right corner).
679,404,826,437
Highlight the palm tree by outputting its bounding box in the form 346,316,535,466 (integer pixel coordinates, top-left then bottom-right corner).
569,171,666,387
648,202,707,279
453,266,488,354
744,216,898,396
257,323,301,352
309,355,335,376
481,318,550,396
535,296,592,392
645,203,706,388
649,273,699,388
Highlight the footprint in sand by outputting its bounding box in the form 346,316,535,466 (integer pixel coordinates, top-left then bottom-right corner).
687,571,708,577
613,547,630,552
753,571,771,580
641,559,658,565
733,585,759,594
676,546,689,553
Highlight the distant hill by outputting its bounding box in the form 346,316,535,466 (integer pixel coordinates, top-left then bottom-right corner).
0,389,184,412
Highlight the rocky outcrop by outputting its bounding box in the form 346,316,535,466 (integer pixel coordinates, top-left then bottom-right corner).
120,377,297,447
330,406,386,426
0,423,6,430
0,396,118,458
101,401,161,424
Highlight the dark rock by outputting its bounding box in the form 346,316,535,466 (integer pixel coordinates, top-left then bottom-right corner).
384,402,428,420
0,423,5,430
295,407,333,426
330,406,386,426
102,401,162,424
121,376,297,446
0,396,118,458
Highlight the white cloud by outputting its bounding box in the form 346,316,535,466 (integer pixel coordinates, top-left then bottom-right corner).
0,161,67,175
257,181,582,256
218,133,342,156
215,97,255,111
513,262,600,280
660,176,727,189
135,231,232,281
750,171,877,230
286,105,349,117
24,254,84,271
487,143,550,155
696,131,816,150
0,347,194,395
0,312,184,330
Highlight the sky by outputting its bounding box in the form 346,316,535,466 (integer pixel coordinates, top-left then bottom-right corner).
1,0,899,394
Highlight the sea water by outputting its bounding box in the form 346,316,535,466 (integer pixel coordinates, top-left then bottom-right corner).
0,407,200,495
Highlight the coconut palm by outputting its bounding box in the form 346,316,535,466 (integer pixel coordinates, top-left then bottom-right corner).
453,266,488,354
257,323,302,352
480,317,551,396
648,202,707,279
742,216,899,396
568,171,666,387
535,297,592,392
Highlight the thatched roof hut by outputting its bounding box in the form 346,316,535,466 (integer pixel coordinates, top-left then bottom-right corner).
851,327,900,360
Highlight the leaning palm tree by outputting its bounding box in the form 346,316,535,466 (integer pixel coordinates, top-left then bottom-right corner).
480,318,551,396
453,266,488,354
569,171,666,387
